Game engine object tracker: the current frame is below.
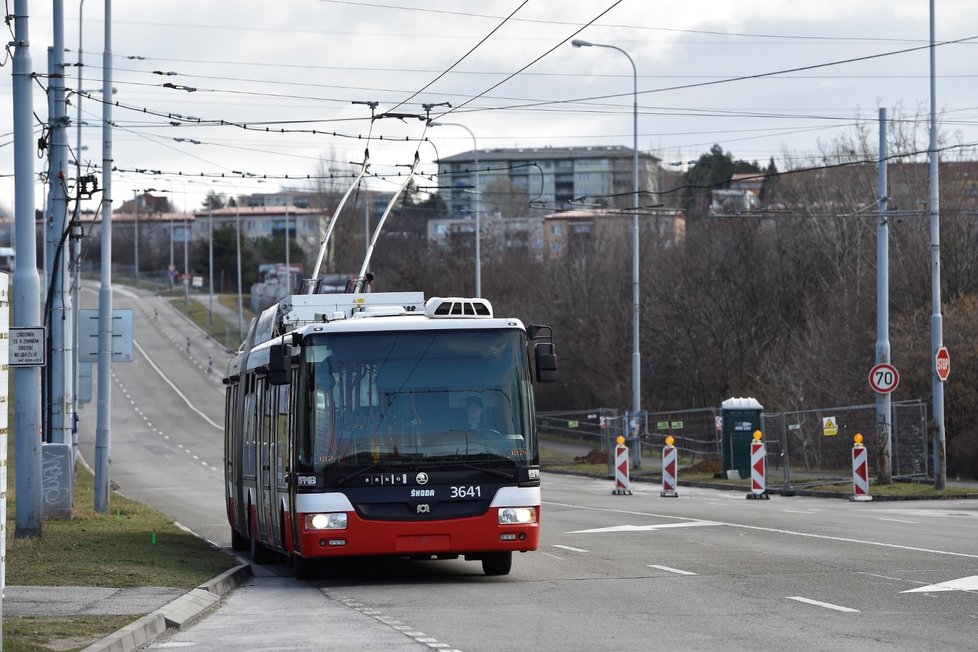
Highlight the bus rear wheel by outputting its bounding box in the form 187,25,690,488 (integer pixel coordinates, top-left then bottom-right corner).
249,520,277,565
231,526,249,552
292,553,319,580
481,551,512,576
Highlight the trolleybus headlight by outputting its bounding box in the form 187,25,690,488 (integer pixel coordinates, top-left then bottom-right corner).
305,513,347,530
498,507,537,525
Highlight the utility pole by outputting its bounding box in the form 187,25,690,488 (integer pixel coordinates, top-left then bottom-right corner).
208,208,213,329
12,0,43,537
235,204,244,341
133,189,139,281
928,0,946,490
285,206,291,294
183,214,189,304
876,108,892,484
94,0,113,512
72,0,86,471
46,0,74,457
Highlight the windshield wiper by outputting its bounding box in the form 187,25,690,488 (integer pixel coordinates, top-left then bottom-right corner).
452,460,516,481
336,463,379,486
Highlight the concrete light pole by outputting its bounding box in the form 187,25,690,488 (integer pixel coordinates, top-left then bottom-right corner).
429,121,481,298
572,38,642,421
12,0,44,536
928,0,946,490
94,0,113,512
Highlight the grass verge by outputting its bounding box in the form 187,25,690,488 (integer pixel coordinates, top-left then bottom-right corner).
539,438,978,497
5,454,237,650
168,295,242,351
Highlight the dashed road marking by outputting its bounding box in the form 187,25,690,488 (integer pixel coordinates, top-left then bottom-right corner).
552,544,588,553
648,564,697,576
787,596,859,613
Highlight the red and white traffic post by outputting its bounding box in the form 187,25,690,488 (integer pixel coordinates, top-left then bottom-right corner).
661,435,678,498
613,435,632,495
746,430,769,500
850,433,872,501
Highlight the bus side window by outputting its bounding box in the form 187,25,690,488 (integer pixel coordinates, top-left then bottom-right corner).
314,390,332,465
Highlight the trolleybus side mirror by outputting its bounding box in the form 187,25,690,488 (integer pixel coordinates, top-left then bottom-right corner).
268,344,290,386
528,324,557,383
534,342,557,382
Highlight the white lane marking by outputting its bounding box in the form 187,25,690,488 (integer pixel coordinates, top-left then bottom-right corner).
567,521,720,534
133,338,222,430
544,500,978,560
332,595,462,652
540,552,564,560
902,575,978,593
780,509,814,514
787,596,860,613
877,518,917,524
859,571,920,584
552,544,588,553
649,564,697,576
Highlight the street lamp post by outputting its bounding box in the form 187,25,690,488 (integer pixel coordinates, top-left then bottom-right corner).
133,189,139,281
429,121,481,298
572,38,642,421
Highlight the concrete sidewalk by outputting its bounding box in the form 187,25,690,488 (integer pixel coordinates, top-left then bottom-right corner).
5,564,252,652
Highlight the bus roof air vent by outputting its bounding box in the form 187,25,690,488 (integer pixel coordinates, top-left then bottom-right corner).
425,297,494,319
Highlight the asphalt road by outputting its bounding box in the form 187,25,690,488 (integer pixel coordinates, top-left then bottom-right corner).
77,285,978,651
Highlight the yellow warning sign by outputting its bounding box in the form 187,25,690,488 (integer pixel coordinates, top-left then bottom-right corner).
822,416,838,437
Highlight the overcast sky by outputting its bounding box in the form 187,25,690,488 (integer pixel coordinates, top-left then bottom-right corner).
3,0,978,216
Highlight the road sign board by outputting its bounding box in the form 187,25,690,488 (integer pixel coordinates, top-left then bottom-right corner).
936,347,950,382
9,327,46,366
869,362,900,394
822,416,838,437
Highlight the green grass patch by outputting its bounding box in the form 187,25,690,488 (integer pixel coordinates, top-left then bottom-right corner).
3,615,135,652
801,480,976,497
5,443,237,650
6,463,236,588
168,295,242,351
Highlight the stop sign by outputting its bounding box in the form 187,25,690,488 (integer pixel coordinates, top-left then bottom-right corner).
936,347,950,382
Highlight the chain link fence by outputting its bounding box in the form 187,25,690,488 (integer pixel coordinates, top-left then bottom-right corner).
538,399,929,490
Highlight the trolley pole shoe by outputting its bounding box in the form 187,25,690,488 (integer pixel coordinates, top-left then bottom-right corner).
613,436,632,495
850,434,872,502
660,438,678,497
746,431,769,500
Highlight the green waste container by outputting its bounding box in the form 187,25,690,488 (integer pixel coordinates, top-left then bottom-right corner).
721,397,763,479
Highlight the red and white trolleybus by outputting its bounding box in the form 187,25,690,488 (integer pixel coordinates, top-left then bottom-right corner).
223,292,557,578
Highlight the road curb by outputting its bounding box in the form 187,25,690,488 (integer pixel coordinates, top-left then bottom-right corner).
81,564,253,652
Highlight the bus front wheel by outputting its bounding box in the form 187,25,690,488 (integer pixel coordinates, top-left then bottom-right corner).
481,551,512,576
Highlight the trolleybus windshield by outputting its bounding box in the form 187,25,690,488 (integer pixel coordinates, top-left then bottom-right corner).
298,329,536,473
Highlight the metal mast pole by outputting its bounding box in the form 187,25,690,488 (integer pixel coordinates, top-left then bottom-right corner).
285,207,291,293
183,215,189,304
12,0,43,537
428,122,480,296
208,208,213,329
876,108,892,484
94,0,113,512
72,0,85,466
235,204,244,341
928,0,946,490
571,39,642,421
46,0,73,456
133,189,139,281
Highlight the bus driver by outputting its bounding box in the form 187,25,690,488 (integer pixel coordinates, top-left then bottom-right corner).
465,396,485,430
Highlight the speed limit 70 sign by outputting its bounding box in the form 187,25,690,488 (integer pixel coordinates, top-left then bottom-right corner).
869,363,900,394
